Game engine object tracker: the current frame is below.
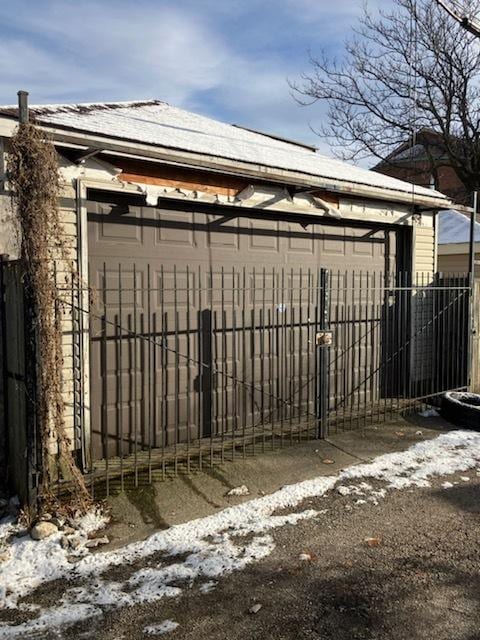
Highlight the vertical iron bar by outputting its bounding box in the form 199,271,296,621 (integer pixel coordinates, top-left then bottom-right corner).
186,266,191,473
205,266,213,465
289,267,294,442
270,268,275,449
382,271,389,422
271,267,276,448
161,265,166,478
350,270,356,429
133,264,139,487
232,266,237,460
317,269,329,438
101,262,109,495
306,269,312,437
364,271,369,429
0,258,9,490
174,265,179,475
252,267,257,453
221,266,226,463
298,268,304,439
356,271,362,427
242,266,247,458
147,264,152,483
261,267,266,450
118,264,124,490
197,265,203,471
390,270,397,418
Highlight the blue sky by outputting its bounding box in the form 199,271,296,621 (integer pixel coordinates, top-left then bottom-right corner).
0,0,389,155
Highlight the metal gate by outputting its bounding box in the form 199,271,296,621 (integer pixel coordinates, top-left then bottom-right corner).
324,271,469,433
1,259,470,498
82,267,470,488
87,266,329,481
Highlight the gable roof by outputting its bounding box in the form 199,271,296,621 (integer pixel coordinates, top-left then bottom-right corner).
0,99,447,202
438,209,480,245
374,129,448,169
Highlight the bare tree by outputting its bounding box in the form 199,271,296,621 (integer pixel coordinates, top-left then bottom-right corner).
292,0,480,193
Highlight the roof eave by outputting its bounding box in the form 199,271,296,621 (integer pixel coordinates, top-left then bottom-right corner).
0,116,450,209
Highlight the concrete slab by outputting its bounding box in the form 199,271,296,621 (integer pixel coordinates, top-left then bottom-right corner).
104,414,454,548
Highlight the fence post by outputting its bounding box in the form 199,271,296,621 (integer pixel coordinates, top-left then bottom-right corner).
200,308,213,438
0,256,8,489
470,280,480,393
317,269,330,438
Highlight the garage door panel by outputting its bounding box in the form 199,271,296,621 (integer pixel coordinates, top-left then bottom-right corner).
155,209,196,247
247,218,280,252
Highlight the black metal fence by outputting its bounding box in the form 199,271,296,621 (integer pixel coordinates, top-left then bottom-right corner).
75,266,470,493
0,258,471,497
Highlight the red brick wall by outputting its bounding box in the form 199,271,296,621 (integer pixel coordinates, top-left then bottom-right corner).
377,162,470,205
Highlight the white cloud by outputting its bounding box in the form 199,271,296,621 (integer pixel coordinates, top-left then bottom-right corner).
0,0,393,149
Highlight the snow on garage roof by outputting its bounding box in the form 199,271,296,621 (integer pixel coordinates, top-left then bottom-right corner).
438,209,480,245
0,99,447,201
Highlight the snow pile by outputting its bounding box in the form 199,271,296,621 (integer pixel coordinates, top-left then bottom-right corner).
0,430,479,638
0,509,107,611
199,581,217,594
340,430,480,490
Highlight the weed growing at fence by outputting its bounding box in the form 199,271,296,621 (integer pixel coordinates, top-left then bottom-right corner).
7,122,91,515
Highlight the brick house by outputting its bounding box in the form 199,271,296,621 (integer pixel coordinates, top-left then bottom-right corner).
374,130,478,274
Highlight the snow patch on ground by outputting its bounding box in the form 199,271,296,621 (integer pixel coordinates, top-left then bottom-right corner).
1,430,479,638
144,620,179,635
419,408,439,418
0,509,107,613
198,581,217,594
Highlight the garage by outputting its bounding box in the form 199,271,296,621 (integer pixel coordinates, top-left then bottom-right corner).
0,99,465,499
87,191,405,462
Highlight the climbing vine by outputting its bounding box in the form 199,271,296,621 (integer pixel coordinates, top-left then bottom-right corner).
7,122,91,514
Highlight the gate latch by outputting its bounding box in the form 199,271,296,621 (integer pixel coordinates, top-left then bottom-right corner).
316,331,333,347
